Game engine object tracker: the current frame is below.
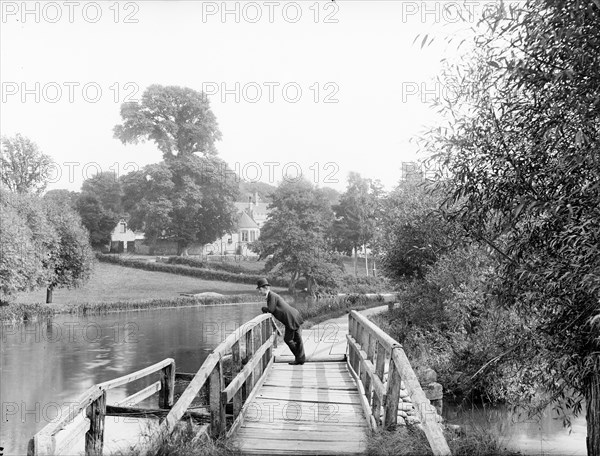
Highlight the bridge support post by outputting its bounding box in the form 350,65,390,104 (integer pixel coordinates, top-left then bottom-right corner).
159,360,176,408
85,390,106,456
209,358,226,438
384,348,402,429
232,340,243,418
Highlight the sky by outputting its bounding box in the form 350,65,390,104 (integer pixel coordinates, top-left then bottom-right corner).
0,0,486,194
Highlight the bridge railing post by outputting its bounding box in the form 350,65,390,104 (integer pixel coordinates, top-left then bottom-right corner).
85,390,106,456
384,347,403,428
253,322,263,380
209,357,226,438
159,360,176,409
244,325,255,395
371,341,386,426
232,340,243,419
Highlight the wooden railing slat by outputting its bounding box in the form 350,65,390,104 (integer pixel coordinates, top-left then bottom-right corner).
112,381,161,407
54,416,90,456
160,352,219,434
346,335,386,401
222,333,276,402
348,311,451,456
231,340,242,419
30,314,281,456
349,311,399,351
97,358,174,390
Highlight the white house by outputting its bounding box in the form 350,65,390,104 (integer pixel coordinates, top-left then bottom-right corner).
207,192,269,256
109,219,139,253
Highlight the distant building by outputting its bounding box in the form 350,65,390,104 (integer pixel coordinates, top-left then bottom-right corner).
111,193,271,256
109,219,138,253
208,192,270,256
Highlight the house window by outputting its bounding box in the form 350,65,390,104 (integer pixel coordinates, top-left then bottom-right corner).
250,230,256,242
241,231,248,242
228,237,233,244
121,223,127,233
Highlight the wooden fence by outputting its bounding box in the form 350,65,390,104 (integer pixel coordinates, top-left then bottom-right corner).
346,310,451,456
28,313,279,456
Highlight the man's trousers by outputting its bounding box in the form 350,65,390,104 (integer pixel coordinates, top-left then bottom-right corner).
284,326,306,362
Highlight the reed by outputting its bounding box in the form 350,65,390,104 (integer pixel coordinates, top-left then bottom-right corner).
0,295,262,323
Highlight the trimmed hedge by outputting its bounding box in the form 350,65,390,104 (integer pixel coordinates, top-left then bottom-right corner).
165,256,248,274
96,253,288,287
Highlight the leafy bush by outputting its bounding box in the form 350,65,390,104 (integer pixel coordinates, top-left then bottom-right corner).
371,246,520,400
339,275,392,294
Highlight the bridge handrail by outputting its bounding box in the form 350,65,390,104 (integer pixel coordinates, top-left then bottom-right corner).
28,313,281,456
158,313,279,440
28,358,176,456
347,310,451,456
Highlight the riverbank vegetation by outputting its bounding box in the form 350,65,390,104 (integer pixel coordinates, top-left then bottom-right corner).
371,0,600,452
126,422,240,456
366,425,520,456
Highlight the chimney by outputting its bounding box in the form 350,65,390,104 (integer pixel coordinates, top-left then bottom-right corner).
253,191,259,204
248,195,252,211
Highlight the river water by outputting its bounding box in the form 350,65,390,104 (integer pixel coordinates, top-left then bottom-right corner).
1,303,587,455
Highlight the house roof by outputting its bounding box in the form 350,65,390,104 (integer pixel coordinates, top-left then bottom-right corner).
237,211,259,229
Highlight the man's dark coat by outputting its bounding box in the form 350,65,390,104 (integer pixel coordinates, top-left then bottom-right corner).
263,291,303,330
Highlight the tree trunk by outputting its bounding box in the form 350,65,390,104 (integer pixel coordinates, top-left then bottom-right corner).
46,287,53,304
364,243,368,277
587,372,600,456
178,241,189,256
306,276,316,299
288,271,299,294
353,246,358,277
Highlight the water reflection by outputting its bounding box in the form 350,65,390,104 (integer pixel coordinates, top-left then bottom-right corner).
444,400,587,455
1,302,262,456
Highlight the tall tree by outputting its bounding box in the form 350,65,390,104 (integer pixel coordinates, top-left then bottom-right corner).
425,1,600,453
1,190,93,304
81,172,123,214
333,173,383,276
114,85,222,159
0,192,50,303
75,194,120,247
76,172,124,246
121,156,239,255
44,189,79,209
44,200,94,303
0,134,52,195
257,178,342,295
377,178,455,281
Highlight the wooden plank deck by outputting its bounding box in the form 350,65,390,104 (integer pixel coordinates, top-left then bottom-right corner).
231,361,368,455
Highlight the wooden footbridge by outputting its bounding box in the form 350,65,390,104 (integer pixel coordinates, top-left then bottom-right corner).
29,309,451,456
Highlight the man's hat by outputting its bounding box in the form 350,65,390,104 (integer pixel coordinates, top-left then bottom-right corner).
256,278,270,289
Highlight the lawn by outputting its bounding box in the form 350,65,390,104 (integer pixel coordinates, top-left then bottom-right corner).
128,253,375,277
14,261,285,305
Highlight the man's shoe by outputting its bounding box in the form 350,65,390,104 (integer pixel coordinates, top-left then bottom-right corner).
288,360,305,365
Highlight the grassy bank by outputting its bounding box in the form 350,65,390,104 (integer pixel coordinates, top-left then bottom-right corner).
366,426,520,456
1,294,263,323
15,261,277,305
